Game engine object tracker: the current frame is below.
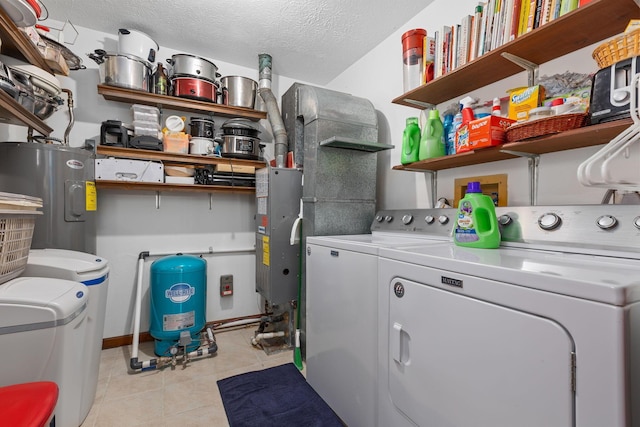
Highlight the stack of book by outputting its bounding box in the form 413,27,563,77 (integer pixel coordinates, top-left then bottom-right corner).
432,0,593,79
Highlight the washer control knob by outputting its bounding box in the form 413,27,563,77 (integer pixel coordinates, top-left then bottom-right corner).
634,216,640,229
596,215,617,230
402,214,413,225
498,215,513,226
424,215,435,224
438,215,449,225
538,213,561,230
375,215,384,223
384,215,393,223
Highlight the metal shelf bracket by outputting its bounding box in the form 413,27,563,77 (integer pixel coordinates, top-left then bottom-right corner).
501,52,539,87
500,150,540,205
404,99,436,110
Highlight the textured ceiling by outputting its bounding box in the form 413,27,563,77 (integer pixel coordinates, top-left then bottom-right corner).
40,0,432,84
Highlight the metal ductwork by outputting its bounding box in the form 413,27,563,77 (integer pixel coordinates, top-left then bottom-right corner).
282,83,392,238
280,83,393,357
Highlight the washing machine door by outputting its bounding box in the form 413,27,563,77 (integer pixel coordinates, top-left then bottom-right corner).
387,275,574,427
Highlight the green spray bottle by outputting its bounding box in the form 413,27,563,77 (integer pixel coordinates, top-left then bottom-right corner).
454,181,501,248
401,117,420,164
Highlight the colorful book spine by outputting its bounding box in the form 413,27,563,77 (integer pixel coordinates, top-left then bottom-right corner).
469,3,484,61
518,0,530,36
559,0,578,16
509,0,523,41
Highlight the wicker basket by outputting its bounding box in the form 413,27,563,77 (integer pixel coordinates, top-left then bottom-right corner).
0,192,43,286
0,212,41,285
505,113,589,142
592,28,640,69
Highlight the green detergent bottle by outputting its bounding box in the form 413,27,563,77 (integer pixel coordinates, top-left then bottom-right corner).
419,109,445,160
401,117,420,164
454,181,501,248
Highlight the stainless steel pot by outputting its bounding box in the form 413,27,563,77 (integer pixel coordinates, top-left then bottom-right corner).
33,93,61,120
94,51,151,91
220,134,261,159
221,76,257,108
168,54,218,82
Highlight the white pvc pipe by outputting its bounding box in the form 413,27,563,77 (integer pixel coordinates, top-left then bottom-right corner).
131,256,145,362
145,246,255,258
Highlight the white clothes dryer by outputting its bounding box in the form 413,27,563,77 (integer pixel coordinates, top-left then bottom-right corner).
306,209,454,427
0,276,88,427
377,205,640,427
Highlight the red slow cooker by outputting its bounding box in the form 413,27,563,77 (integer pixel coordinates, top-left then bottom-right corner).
171,76,218,103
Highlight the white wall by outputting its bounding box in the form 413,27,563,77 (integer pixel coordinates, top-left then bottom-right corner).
1,24,312,339
327,0,634,208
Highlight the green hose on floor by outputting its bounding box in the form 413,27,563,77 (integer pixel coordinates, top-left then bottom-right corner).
294,222,303,370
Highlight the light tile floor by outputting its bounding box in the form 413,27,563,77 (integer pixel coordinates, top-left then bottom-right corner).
81,325,299,427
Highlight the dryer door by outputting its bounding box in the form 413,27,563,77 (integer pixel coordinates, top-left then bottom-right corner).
388,277,574,427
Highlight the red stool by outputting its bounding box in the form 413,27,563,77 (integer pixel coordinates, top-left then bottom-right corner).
0,381,58,427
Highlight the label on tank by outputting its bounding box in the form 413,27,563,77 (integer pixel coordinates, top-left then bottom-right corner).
86,181,97,211
163,311,195,331
165,283,195,303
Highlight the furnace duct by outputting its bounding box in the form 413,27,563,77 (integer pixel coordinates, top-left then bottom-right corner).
258,53,288,168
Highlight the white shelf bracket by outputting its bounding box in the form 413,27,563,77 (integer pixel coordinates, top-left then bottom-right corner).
501,52,539,86
155,191,161,209
209,193,213,210
500,150,540,205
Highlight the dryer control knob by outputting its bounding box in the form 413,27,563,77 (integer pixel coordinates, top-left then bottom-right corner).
538,213,561,230
634,216,640,230
424,215,435,224
384,215,393,223
438,215,449,225
596,215,617,230
402,214,413,225
498,215,513,226
375,215,384,223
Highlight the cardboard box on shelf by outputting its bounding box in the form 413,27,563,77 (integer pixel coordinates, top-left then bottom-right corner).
508,85,546,122
456,115,516,154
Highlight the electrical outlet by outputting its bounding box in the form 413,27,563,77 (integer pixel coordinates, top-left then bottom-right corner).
220,274,233,297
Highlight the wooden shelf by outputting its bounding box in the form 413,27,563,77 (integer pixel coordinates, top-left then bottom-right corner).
96,146,265,193
393,119,632,172
0,8,55,135
97,85,268,122
95,180,256,194
97,145,266,168
0,9,53,74
393,0,640,108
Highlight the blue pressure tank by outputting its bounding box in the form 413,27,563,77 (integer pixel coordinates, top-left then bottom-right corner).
149,254,206,356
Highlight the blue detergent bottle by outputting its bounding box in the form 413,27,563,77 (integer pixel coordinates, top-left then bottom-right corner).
443,113,454,155
401,117,420,164
454,181,501,248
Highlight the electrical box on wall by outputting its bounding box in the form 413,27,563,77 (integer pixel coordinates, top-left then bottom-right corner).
220,274,233,297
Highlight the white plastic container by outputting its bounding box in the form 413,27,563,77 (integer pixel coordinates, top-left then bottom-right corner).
131,104,159,123
0,277,88,427
23,249,109,426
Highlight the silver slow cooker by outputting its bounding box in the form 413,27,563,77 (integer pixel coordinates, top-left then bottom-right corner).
219,118,261,159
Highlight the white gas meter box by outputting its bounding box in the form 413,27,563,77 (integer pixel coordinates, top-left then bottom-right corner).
95,158,164,183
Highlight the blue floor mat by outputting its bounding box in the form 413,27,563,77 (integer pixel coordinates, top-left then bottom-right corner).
217,363,344,427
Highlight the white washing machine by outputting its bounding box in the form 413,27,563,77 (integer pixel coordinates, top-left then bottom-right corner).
306,209,454,427
23,248,109,426
377,205,640,427
0,276,88,427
